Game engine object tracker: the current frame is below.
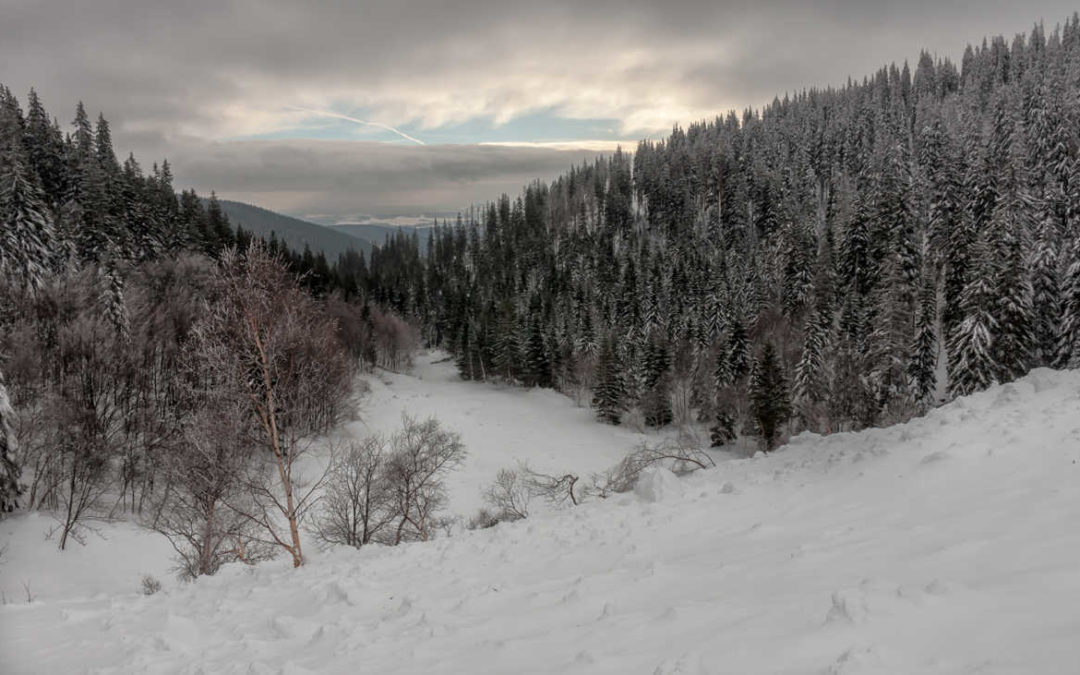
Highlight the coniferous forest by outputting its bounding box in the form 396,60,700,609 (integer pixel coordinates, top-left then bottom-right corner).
7,5,1080,671
4,16,1080,535
370,19,1080,442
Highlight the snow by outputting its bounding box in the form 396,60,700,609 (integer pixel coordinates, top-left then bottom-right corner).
346,351,655,516
3,362,1080,674
632,466,684,503
0,513,173,604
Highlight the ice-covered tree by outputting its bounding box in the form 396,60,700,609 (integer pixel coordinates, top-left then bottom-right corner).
0,93,56,289
949,235,999,396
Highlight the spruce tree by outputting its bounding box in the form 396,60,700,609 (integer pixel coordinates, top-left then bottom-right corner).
1060,231,1080,368
1030,218,1061,366
990,202,1034,381
709,407,736,447
205,192,234,254
0,374,21,516
23,89,66,208
492,304,521,381
749,342,791,451
948,234,999,396
523,317,552,388
592,336,626,424
908,277,939,407
0,131,56,289
640,331,673,427
794,305,830,426
103,263,130,341
727,319,750,381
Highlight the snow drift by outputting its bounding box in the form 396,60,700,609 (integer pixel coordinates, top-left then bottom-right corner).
2,367,1080,674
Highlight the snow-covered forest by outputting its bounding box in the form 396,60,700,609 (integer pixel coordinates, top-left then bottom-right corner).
3,8,1080,675
0,89,417,566
376,21,1080,443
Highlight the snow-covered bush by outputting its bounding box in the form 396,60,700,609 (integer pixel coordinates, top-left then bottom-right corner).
589,441,715,498
465,508,500,531
482,468,531,522
140,575,162,596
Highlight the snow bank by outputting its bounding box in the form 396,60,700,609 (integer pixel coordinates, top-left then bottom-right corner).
633,466,684,503
2,366,1079,674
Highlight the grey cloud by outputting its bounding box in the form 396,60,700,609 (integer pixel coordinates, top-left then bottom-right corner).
167,139,613,216
2,0,1077,219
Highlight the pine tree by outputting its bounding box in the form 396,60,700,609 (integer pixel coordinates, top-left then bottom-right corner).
0,128,56,289
781,219,814,316
23,89,66,208
908,276,938,407
749,342,791,451
592,336,626,424
990,199,1034,381
1060,231,1080,368
491,304,521,381
205,192,234,255
793,305,830,426
842,191,877,297
103,263,130,341
1030,218,1062,366
523,316,552,388
727,319,750,380
640,331,673,427
709,407,736,447
0,374,21,516
948,234,999,396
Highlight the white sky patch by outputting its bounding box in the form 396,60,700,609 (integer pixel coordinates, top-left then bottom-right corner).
286,106,426,145
325,214,438,227
479,140,640,152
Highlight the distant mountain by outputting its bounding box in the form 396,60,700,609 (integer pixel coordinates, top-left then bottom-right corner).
332,223,435,254
215,200,375,260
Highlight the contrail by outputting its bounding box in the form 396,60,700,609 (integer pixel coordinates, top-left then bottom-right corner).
286,106,425,145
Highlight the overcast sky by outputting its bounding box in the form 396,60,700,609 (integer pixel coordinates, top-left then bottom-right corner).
1,0,1077,224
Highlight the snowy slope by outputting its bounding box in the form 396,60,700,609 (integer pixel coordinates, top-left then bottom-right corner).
3,368,1080,674
346,351,659,516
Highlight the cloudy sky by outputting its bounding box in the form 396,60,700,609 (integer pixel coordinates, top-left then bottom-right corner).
1,0,1077,224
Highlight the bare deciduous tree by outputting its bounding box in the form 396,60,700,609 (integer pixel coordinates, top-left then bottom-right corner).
482,467,531,522
194,243,354,567
151,404,261,579
385,415,465,544
521,466,580,507
314,436,394,548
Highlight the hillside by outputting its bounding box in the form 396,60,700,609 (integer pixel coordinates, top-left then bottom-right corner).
333,222,434,254
3,357,1079,673
215,200,375,260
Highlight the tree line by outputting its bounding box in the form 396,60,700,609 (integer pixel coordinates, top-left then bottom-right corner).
360,17,1080,449
0,87,417,572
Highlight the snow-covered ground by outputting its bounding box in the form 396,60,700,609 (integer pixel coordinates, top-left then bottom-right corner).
2,361,1080,674
345,351,661,516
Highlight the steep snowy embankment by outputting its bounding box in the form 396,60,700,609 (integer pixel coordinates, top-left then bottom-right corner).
2,368,1080,674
